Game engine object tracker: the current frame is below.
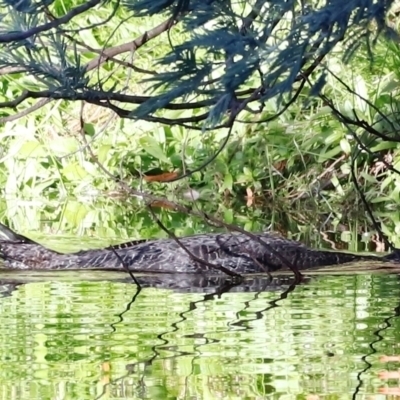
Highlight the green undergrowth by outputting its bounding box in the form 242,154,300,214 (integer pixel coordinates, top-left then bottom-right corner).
0,1,400,244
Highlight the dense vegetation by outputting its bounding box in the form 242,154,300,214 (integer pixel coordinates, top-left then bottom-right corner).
0,0,399,249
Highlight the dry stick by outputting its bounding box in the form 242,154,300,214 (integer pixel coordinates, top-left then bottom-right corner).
44,5,157,76
0,66,27,76
85,17,177,73
0,99,51,124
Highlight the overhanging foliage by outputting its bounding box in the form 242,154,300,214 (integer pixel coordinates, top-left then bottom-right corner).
0,0,396,129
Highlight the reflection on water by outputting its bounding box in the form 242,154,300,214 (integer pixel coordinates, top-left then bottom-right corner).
0,273,398,399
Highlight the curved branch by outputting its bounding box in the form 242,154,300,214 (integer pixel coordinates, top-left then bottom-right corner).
85,16,177,72
0,0,101,43
0,99,51,124
0,89,217,110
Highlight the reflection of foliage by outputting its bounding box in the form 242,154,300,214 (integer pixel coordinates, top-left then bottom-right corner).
1,195,398,254
0,274,397,399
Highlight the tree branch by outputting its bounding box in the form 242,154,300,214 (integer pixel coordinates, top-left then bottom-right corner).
0,0,101,43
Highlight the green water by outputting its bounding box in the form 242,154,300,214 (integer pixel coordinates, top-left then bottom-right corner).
0,272,399,399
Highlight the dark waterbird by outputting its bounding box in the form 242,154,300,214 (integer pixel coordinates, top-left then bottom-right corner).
0,223,398,274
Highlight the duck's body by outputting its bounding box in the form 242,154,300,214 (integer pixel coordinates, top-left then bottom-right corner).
0,223,394,274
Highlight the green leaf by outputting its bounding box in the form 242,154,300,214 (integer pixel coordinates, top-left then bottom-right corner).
83,123,95,137
317,146,342,163
64,201,89,226
48,137,79,156
360,171,377,183
370,141,398,152
381,175,394,191
340,139,351,155
62,162,89,181
98,145,112,164
31,179,57,195
224,208,233,224
222,173,233,191
139,136,170,164
369,196,392,203
340,231,352,243
17,140,47,158
324,131,343,145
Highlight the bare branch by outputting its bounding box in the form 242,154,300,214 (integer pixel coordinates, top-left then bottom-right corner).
0,0,101,43
0,99,51,124
85,17,177,72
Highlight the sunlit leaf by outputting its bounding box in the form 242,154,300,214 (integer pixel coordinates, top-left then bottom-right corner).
139,136,170,164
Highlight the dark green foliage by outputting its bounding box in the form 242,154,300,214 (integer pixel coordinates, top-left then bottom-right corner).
121,0,397,125
0,0,396,127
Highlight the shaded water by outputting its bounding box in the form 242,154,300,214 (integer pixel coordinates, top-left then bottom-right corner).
0,272,399,399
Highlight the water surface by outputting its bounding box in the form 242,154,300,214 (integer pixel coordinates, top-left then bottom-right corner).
0,272,399,399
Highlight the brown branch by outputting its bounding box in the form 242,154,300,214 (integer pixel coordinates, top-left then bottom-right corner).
0,99,51,124
0,66,27,76
0,0,101,43
43,4,158,76
85,17,177,72
0,89,217,110
59,32,158,76
88,99,210,124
